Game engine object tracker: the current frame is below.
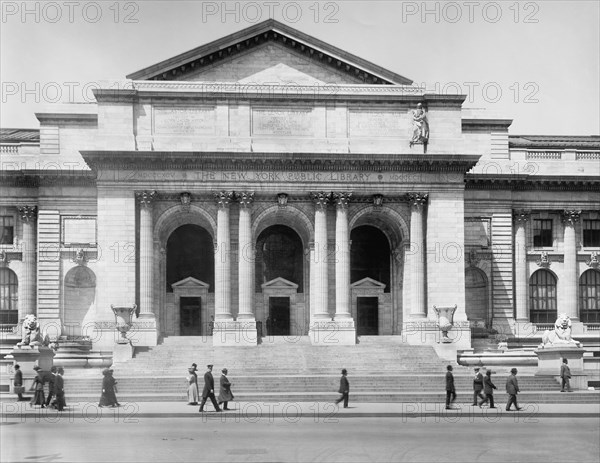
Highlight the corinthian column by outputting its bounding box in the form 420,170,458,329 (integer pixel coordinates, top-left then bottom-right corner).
333,192,352,320
237,192,254,320
310,192,330,319
562,210,581,321
136,191,157,316
17,206,37,318
514,210,530,321
214,191,234,320
407,193,427,318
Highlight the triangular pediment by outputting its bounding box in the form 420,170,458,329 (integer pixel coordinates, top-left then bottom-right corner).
171,277,210,289
350,277,386,289
127,19,412,85
261,277,299,290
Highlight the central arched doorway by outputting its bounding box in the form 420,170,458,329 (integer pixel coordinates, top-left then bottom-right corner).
166,224,214,335
256,225,304,336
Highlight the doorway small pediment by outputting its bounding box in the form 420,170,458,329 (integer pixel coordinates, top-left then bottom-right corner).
261,277,298,291
171,277,210,290
351,277,386,290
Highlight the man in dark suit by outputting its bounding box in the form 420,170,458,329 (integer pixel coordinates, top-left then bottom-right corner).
45,366,57,407
445,365,456,410
13,364,25,401
472,367,484,405
560,358,572,392
505,367,522,411
479,369,497,408
335,369,349,408
199,364,221,412
54,368,65,411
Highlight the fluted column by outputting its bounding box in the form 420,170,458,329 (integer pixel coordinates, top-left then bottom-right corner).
333,192,352,319
136,191,156,316
17,206,37,318
214,191,233,320
237,192,255,320
407,193,427,318
310,192,330,319
514,211,530,321
562,210,581,321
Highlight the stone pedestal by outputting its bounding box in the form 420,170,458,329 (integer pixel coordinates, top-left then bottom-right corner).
402,320,471,361
535,347,586,390
112,342,135,363
212,321,257,346
8,346,55,374
309,320,356,345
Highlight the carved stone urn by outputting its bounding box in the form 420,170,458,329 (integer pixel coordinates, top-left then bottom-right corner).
433,305,457,343
111,304,137,344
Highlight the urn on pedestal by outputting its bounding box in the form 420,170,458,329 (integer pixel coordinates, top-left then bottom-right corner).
111,304,137,344
433,305,457,343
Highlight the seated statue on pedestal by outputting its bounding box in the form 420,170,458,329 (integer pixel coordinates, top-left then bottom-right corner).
539,313,581,348
16,315,48,348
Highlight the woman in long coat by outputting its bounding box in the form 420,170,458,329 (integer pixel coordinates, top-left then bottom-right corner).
99,369,120,407
186,367,199,405
217,368,234,410
29,366,45,408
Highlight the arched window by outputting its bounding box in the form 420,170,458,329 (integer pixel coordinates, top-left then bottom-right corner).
579,270,600,324
0,268,18,324
529,270,557,324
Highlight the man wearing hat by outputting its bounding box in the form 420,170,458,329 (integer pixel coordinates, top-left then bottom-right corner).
505,368,522,411
199,364,221,412
472,367,484,406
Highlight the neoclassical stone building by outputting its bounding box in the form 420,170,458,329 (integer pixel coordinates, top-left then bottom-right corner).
1,20,599,354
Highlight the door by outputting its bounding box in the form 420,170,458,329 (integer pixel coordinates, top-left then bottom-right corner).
357,297,378,336
268,297,290,336
180,296,201,335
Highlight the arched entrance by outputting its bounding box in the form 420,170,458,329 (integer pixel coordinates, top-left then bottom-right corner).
256,225,304,335
465,267,489,327
166,224,214,335
63,266,96,336
350,225,391,336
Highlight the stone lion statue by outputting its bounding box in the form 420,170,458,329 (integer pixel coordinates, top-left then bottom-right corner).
16,315,46,348
539,313,581,348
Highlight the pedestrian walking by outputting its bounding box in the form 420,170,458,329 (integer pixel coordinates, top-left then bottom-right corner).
472,367,485,405
55,367,66,411
29,366,45,408
13,364,25,401
199,364,221,412
186,365,199,405
479,370,497,408
218,368,234,410
560,358,572,392
99,368,120,407
45,366,57,407
445,365,456,410
334,369,349,408
505,368,522,411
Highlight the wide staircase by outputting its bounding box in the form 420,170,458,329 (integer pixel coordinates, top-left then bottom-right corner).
56,336,599,403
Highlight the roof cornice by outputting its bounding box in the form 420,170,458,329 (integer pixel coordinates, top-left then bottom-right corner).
466,174,600,191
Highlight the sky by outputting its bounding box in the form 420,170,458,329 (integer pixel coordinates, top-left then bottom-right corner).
1,0,599,135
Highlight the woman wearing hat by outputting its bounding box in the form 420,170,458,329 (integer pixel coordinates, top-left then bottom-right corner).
29,366,45,408
218,368,234,410
186,365,199,405
99,369,120,407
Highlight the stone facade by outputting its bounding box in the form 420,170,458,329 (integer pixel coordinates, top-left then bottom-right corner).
1,20,599,355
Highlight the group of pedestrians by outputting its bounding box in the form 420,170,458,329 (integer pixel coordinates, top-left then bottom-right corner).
445,365,522,411
15,364,66,411
186,364,234,412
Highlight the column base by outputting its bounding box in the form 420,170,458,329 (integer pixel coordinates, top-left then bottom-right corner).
129,315,158,347
309,320,356,345
213,321,257,346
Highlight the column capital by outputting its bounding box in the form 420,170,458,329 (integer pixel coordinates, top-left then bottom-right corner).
561,210,581,226
310,192,330,211
513,209,531,224
136,190,157,208
237,191,255,208
332,192,352,210
17,205,37,222
406,192,428,210
214,191,234,208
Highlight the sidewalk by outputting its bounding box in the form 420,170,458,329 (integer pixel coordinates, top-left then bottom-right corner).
1,399,598,419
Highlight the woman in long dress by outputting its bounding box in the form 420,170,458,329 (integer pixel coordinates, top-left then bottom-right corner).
217,368,234,410
186,367,199,405
29,367,45,408
99,369,120,407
